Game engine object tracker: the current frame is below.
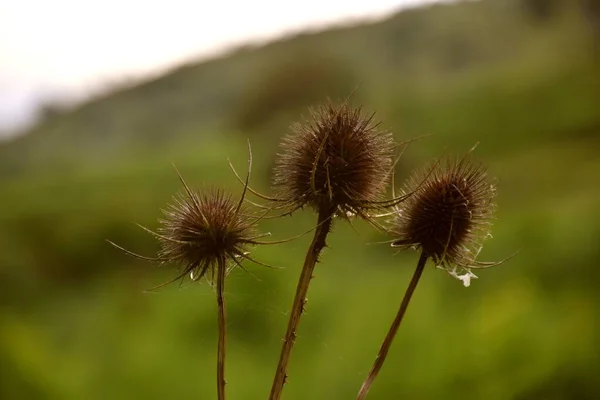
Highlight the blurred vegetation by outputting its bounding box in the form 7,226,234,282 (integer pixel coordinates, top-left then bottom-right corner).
233,48,357,132
1,0,599,399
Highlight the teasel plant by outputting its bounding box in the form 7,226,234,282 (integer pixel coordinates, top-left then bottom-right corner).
229,98,423,400
108,145,281,400
356,147,514,400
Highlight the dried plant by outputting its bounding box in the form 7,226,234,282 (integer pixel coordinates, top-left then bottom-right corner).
255,99,412,400
272,101,396,218
107,95,513,400
109,150,274,400
356,150,510,399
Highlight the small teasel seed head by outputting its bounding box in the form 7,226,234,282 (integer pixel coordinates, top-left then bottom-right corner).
157,186,258,284
273,101,395,218
390,155,497,286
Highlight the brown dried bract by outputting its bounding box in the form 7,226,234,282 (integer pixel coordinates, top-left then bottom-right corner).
157,186,259,283
273,101,395,218
108,165,271,288
390,155,496,269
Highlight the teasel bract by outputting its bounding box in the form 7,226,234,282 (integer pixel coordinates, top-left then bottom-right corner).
272,101,397,218
247,99,412,400
356,150,511,400
109,150,274,400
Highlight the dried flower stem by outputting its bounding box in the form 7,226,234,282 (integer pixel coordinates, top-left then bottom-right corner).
269,206,334,400
216,256,227,400
356,251,428,400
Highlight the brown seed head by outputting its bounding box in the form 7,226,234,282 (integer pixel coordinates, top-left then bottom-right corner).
273,101,395,217
157,186,258,283
391,156,496,270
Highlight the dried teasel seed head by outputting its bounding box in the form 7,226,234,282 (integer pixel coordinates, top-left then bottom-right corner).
390,155,497,286
107,165,271,288
109,144,283,289
157,185,260,284
273,101,395,218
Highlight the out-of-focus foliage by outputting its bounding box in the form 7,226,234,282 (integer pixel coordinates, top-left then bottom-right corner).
1,1,599,399
521,0,562,21
233,48,357,132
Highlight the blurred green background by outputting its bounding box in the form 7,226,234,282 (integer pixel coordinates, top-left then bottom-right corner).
1,0,599,399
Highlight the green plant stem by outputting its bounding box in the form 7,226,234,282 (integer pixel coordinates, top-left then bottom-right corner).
269,206,334,400
356,251,428,400
216,257,227,400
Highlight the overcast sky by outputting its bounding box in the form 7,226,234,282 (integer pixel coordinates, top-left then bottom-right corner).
0,0,436,136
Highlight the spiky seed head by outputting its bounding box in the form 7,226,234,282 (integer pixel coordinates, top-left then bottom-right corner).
158,187,257,283
390,156,496,285
273,101,395,218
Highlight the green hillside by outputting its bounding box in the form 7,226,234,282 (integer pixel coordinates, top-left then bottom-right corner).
1,0,597,175
1,0,599,399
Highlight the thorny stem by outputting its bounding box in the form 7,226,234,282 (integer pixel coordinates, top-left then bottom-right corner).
269,206,335,400
216,256,227,400
356,251,428,400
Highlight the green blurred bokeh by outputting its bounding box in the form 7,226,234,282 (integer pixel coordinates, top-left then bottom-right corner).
1,1,599,399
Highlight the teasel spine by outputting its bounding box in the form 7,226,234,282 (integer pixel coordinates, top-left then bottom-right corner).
216,255,227,400
356,252,427,400
267,99,400,400
356,149,512,399
108,143,278,400
268,204,335,400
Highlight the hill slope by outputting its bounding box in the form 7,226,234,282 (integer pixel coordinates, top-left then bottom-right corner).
0,0,597,178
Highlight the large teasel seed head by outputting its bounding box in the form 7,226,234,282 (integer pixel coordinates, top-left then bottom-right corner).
273,101,395,218
390,154,497,286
